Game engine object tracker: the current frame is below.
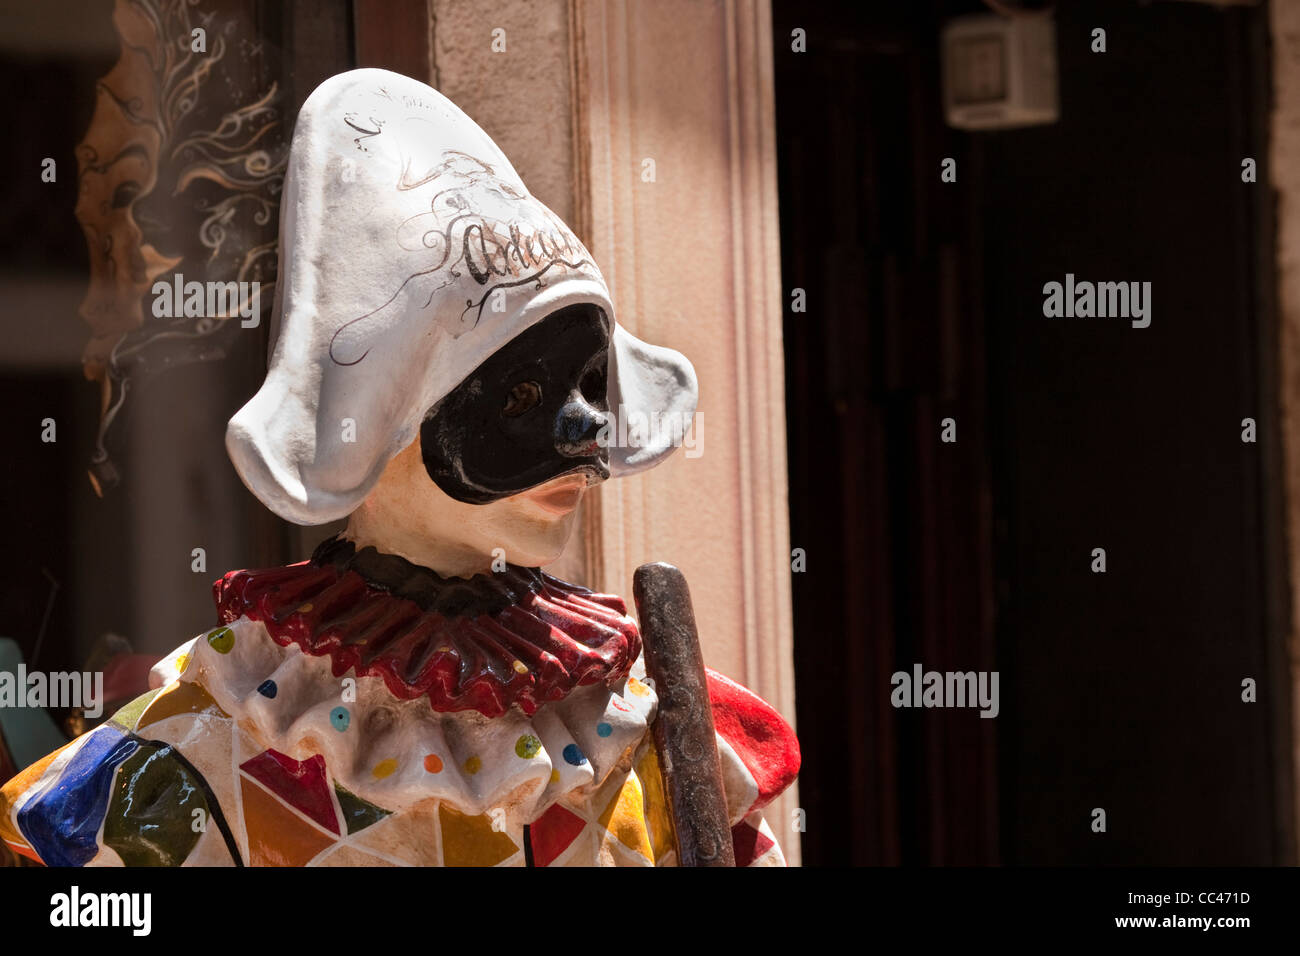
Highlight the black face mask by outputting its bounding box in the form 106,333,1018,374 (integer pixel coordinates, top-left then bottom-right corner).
420,304,611,504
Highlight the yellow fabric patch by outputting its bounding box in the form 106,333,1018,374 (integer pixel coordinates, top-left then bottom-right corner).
137,680,230,729
635,747,676,864
107,687,162,731
596,772,654,861
438,804,518,866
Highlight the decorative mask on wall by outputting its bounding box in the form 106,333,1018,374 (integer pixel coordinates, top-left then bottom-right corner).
76,0,285,494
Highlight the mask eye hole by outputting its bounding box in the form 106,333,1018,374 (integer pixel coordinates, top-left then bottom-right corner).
580,355,608,406
503,381,542,417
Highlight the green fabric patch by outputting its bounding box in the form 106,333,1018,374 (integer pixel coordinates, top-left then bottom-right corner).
334,783,391,835
103,742,206,865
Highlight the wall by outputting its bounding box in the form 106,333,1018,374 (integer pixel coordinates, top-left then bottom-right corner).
1271,0,1300,867
425,0,802,860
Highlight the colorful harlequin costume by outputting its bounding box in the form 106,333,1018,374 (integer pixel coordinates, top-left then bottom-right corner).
0,539,798,866
0,68,799,866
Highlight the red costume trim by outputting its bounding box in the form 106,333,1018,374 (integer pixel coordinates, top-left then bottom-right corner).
706,668,801,815
213,559,640,719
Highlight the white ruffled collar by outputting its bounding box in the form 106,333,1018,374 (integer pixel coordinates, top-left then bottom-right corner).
152,614,658,830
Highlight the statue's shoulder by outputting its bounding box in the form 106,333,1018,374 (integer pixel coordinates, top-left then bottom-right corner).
704,667,800,813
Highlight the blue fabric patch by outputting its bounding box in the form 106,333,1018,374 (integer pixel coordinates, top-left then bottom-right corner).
17,727,138,867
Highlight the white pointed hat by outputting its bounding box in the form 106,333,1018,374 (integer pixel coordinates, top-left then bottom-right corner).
227,68,697,525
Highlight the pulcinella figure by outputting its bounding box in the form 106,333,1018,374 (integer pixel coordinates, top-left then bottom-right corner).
0,69,799,867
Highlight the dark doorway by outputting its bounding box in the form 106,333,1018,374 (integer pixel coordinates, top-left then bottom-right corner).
775,0,1292,865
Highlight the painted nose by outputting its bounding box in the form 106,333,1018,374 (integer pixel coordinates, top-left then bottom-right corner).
554,394,608,457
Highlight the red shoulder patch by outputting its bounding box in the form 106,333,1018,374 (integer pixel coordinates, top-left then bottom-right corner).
706,667,800,813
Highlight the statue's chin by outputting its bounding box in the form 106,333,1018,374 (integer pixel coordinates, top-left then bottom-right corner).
345,439,594,575
474,495,583,569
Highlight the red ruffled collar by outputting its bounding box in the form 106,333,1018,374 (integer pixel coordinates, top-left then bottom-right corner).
212,537,641,719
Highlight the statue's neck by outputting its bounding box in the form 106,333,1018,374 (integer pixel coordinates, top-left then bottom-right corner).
341,507,494,580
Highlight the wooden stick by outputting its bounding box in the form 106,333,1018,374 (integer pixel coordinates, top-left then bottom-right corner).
633,562,735,867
